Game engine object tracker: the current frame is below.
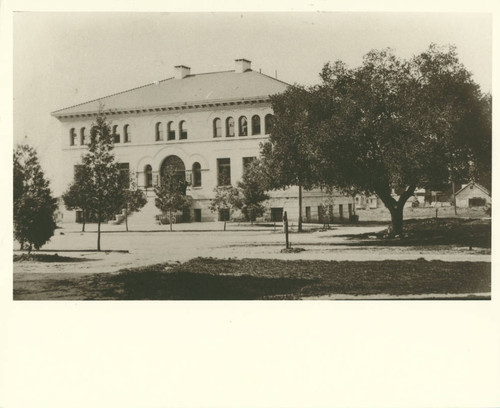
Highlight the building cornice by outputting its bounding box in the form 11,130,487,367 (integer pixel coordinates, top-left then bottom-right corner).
51,96,271,119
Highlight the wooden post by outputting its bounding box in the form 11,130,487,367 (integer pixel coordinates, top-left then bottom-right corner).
298,185,303,232
284,211,289,249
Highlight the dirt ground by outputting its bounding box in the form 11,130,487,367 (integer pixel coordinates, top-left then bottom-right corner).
13,220,490,277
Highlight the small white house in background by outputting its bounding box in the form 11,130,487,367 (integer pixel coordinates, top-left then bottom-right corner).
454,182,491,208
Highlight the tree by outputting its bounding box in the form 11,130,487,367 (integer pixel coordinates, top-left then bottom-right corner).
120,175,147,232
209,180,241,231
78,110,124,250
268,44,491,236
13,144,58,253
237,159,269,224
154,165,190,231
261,85,327,232
62,164,93,232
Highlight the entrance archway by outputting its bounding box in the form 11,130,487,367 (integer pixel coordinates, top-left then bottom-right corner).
160,155,186,189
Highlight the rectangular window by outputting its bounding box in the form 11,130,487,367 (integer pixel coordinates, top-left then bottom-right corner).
194,209,202,222
118,163,130,189
328,205,334,223
242,157,256,173
339,204,344,219
219,209,230,221
270,208,283,222
318,206,324,223
217,158,231,186
305,206,311,223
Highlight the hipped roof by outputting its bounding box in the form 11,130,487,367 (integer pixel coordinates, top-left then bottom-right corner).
52,69,290,118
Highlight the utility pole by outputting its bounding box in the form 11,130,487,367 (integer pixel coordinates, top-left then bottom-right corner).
452,181,457,215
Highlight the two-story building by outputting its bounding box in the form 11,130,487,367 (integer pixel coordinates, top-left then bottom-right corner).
52,59,353,225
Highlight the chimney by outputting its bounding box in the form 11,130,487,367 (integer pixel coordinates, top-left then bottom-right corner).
235,58,252,73
175,65,191,79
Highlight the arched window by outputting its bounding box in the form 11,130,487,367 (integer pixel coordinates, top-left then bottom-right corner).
69,128,76,146
113,125,120,143
252,115,261,135
180,121,187,139
124,125,130,143
213,118,222,138
144,165,153,188
155,122,163,141
239,116,247,136
265,114,273,134
226,117,235,137
80,127,87,145
167,121,175,140
192,162,202,187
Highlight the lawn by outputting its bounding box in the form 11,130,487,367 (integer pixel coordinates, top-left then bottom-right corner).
14,257,490,300
344,218,491,248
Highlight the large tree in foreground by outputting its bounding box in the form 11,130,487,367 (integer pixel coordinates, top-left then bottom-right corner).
13,144,58,253
267,44,491,236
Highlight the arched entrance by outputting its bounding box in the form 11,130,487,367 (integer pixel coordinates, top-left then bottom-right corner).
160,155,186,189
159,155,190,223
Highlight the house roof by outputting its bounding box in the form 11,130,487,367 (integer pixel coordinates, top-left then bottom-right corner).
454,181,491,197
51,69,290,118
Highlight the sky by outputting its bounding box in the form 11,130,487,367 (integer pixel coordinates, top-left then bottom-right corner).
11,11,493,194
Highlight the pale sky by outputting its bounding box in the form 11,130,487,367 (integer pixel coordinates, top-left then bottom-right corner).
12,11,492,194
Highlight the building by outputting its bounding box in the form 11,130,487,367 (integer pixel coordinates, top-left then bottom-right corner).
454,181,491,208
52,59,353,225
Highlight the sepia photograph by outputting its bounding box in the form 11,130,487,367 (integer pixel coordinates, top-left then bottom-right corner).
3,2,499,408
12,11,492,300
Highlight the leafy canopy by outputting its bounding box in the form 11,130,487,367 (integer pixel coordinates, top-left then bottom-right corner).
13,144,58,252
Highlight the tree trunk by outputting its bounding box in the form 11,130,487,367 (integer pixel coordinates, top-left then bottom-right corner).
388,204,405,237
377,185,416,238
169,210,172,232
125,208,129,232
298,184,303,232
82,210,86,232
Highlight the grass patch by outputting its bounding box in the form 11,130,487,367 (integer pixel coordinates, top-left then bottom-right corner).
14,257,490,300
13,253,90,263
345,218,491,248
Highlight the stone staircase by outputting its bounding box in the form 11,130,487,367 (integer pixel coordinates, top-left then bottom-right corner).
125,191,161,229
